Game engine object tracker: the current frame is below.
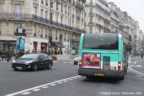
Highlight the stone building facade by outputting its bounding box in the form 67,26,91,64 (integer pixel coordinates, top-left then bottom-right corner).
85,0,111,33
84,0,142,55
0,0,86,55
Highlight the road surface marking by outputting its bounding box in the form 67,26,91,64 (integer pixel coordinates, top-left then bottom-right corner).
5,75,81,96
129,67,144,76
41,86,49,89
63,80,68,82
134,59,144,65
136,65,141,67
129,59,144,76
56,81,63,84
21,92,31,95
49,83,57,86
33,89,40,92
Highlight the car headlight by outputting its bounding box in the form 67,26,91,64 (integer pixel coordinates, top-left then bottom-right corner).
25,60,33,64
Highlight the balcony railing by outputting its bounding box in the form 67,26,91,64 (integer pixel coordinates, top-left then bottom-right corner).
0,13,86,33
88,22,94,25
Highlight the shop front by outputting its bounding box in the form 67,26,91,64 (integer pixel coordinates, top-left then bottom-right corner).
70,40,79,55
41,42,47,52
0,40,16,51
49,42,64,55
33,42,37,53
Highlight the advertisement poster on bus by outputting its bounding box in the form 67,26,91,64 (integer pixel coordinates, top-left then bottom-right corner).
82,53,101,68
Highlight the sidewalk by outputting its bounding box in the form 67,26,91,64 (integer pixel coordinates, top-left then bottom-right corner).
56,54,78,62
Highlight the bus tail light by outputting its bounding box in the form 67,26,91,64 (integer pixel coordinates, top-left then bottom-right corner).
79,60,82,68
118,62,121,70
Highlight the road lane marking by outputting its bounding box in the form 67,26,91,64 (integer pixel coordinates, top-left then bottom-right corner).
134,59,144,65
56,81,63,84
49,83,57,86
63,80,68,82
33,89,40,92
129,67,144,76
129,58,144,76
67,78,74,80
136,65,141,67
5,75,81,96
21,92,31,95
41,86,49,89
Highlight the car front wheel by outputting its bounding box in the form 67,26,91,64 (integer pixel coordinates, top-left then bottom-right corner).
47,63,52,69
13,67,18,71
32,64,38,71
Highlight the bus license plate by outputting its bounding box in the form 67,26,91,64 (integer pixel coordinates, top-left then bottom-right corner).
95,73,104,76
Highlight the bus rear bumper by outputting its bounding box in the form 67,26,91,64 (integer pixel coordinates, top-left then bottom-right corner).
78,68,124,78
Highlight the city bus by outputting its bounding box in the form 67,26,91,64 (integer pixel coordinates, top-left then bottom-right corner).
78,33,130,80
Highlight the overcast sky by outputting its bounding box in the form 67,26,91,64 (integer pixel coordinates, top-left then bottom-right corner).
107,0,144,32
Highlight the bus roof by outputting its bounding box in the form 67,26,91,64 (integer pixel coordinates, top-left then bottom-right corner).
83,33,119,37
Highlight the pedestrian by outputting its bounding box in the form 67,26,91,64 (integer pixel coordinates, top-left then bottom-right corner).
6,50,10,62
141,51,144,59
2,50,6,61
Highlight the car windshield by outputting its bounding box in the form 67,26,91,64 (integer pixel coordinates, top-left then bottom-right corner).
20,54,39,59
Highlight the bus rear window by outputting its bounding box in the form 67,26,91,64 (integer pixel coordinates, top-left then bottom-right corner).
83,34,118,50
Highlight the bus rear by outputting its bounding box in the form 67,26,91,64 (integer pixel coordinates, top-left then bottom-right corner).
78,33,125,80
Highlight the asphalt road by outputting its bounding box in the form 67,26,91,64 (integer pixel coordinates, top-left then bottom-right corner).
1,57,144,96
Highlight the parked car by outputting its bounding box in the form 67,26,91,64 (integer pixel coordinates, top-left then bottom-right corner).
12,53,53,71
74,57,79,65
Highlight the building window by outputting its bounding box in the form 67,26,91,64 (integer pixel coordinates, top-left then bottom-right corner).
61,16,63,24
41,0,44,4
56,0,58,10
45,0,48,6
90,17,92,24
61,3,63,12
34,26,36,37
65,17,67,25
34,7,37,15
50,13,53,22
65,5,67,14
41,9,43,17
68,6,70,15
45,11,48,19
0,4,1,14
50,0,53,8
64,33,66,41
90,27,92,33
0,24,1,35
41,27,43,38
56,14,58,22
56,30,57,40
90,0,93,5
14,4,21,17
